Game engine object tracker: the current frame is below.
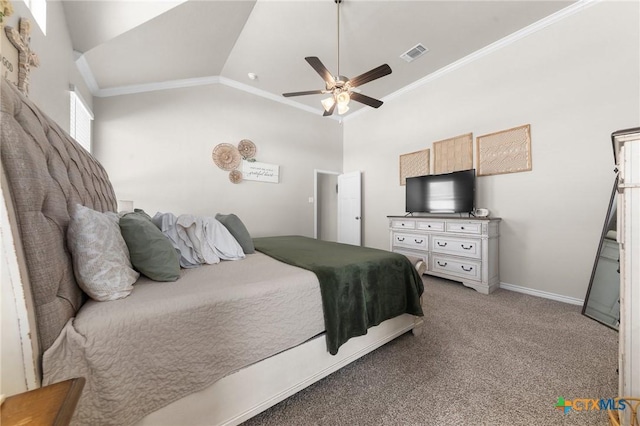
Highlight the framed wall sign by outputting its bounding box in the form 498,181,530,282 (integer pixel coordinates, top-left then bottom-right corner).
242,160,279,183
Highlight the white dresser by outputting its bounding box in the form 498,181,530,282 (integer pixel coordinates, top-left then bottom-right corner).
388,216,501,294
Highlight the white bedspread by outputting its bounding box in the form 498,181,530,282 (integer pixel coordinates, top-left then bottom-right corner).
43,253,324,426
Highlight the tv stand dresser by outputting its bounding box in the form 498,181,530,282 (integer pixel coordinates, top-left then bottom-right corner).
388,216,501,294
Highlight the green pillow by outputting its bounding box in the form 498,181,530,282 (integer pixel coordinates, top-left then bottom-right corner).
119,210,180,281
215,213,255,254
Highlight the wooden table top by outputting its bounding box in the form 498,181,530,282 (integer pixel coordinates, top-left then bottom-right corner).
1,378,85,426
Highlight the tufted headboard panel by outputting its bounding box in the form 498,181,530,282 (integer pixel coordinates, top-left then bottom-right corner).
1,80,117,359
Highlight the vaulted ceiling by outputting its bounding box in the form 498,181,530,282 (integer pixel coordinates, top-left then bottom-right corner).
63,0,575,116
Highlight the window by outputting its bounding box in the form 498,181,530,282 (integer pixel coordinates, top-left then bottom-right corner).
25,0,46,35
69,86,93,152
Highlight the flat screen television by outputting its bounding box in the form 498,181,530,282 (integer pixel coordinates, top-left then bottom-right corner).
406,169,476,214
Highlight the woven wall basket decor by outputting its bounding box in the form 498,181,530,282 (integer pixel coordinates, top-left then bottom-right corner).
212,143,242,171
238,139,256,160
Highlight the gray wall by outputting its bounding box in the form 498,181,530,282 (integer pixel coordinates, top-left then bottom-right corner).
93,84,343,238
343,1,639,300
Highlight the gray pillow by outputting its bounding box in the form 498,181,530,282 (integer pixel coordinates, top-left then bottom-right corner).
67,205,139,301
120,210,180,281
215,213,255,254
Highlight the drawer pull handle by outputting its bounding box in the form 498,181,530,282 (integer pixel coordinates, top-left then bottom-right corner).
437,242,447,247
414,239,424,244
460,226,465,230
427,225,431,228
461,244,473,250
437,261,448,267
397,237,405,242
461,266,473,272
401,223,405,226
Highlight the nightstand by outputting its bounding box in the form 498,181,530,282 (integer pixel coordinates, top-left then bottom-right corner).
1,378,85,426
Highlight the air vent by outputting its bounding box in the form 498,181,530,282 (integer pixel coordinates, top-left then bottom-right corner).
400,43,429,63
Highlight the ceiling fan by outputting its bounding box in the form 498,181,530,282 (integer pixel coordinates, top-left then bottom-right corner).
282,0,392,117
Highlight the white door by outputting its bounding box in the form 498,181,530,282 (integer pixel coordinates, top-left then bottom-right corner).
337,171,361,246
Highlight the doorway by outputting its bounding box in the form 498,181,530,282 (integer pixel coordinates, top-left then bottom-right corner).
314,170,339,242
314,170,361,246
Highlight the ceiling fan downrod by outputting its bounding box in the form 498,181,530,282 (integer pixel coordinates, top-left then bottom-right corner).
336,0,341,80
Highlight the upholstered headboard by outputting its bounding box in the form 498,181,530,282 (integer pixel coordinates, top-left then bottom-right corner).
1,80,117,360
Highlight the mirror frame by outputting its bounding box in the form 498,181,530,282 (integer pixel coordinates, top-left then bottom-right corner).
581,176,619,331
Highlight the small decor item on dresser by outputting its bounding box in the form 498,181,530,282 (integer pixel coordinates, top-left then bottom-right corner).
474,208,490,217
212,143,241,171
238,139,256,160
229,170,242,184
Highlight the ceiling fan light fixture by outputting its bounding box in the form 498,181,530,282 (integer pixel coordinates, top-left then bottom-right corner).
321,96,336,112
281,0,391,117
336,91,350,106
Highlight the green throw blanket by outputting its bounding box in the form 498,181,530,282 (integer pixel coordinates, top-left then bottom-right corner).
253,236,424,355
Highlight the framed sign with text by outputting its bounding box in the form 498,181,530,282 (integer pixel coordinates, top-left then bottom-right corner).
242,160,279,183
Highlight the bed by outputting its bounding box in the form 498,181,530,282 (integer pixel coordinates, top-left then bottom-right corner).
1,79,424,425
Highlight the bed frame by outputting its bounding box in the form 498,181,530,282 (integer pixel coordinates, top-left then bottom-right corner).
1,79,423,425
140,314,422,425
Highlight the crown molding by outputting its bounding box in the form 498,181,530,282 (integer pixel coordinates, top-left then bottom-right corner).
75,54,100,95
217,77,327,117
75,0,599,119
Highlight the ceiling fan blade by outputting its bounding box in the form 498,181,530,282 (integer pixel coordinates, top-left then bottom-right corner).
305,57,335,84
323,103,336,117
283,90,325,97
350,92,383,109
349,64,392,88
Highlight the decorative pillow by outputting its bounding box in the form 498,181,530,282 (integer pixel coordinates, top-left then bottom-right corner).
215,213,255,254
119,210,181,281
67,205,139,301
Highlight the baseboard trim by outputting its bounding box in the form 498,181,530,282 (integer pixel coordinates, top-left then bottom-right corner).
500,282,584,306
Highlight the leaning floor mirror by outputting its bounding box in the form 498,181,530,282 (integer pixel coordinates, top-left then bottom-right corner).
582,178,620,330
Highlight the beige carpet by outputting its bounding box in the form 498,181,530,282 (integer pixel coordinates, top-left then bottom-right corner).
243,276,618,426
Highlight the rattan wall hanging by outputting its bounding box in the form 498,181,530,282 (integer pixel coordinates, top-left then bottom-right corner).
212,139,257,184
399,149,430,185
432,133,473,174
476,124,532,176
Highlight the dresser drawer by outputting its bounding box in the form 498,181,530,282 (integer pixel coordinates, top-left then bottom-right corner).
431,255,481,281
393,233,427,250
391,219,416,230
417,220,445,232
393,249,428,269
431,236,481,259
446,222,482,234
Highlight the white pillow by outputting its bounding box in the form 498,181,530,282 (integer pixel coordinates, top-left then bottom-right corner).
67,205,139,301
